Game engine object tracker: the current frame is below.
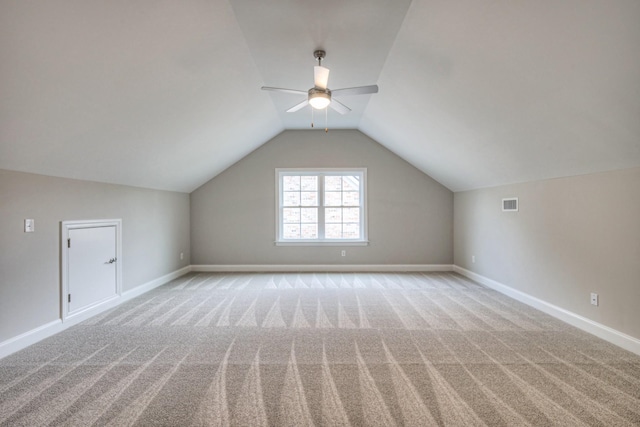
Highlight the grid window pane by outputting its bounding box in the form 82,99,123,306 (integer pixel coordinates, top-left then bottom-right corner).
301,176,318,191
324,176,342,191
343,191,360,206
283,208,300,223
324,191,342,206
283,176,300,191
301,192,318,206
343,207,360,223
343,223,360,239
342,176,359,191
301,224,318,239
283,191,301,206
325,223,342,239
325,207,342,223
283,224,300,239
301,208,317,223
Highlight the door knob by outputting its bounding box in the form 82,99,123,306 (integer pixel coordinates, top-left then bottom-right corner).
107,258,117,264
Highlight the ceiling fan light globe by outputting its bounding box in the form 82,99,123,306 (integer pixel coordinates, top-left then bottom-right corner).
309,92,331,109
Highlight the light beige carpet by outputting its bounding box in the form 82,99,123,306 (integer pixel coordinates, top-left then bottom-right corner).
1,272,639,426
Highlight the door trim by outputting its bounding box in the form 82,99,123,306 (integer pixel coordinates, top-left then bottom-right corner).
61,219,123,322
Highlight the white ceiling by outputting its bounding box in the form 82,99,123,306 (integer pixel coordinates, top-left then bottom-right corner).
1,0,639,193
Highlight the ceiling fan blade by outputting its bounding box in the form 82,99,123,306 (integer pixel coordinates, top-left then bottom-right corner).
329,98,351,115
286,99,309,113
314,66,330,89
331,85,379,97
262,86,307,95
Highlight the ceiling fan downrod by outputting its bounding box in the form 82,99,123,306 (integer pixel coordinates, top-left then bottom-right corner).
314,49,326,67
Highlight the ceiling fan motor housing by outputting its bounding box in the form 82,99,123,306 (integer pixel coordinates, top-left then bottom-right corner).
308,87,331,109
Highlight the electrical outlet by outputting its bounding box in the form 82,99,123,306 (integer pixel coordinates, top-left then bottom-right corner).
341,250,346,257
180,252,184,260
590,293,599,306
472,255,475,263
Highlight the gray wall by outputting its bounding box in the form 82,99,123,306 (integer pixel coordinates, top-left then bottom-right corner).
191,130,453,265
454,167,640,340
0,169,190,342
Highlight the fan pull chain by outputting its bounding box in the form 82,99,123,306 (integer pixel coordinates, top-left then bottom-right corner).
325,107,328,133
311,107,314,128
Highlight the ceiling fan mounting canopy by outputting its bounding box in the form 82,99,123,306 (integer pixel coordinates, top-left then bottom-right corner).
261,49,378,115
313,49,326,65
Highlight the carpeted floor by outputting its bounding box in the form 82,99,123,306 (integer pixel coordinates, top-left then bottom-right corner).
1,272,639,426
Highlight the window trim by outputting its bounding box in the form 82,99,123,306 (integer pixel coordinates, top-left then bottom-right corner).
275,168,368,245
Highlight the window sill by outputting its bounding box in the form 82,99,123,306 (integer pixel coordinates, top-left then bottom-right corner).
275,240,369,247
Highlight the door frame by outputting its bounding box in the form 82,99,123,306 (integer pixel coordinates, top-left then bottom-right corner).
61,219,122,322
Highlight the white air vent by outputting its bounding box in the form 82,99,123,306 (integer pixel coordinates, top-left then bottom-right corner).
502,197,518,212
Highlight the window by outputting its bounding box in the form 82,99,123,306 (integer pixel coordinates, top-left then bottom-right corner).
276,168,367,245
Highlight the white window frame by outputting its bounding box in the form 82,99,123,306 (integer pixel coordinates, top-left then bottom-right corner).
275,168,368,246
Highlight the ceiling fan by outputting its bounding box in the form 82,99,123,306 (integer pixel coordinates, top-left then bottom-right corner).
261,50,378,116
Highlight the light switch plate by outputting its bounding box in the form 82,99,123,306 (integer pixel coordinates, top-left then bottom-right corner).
25,218,35,232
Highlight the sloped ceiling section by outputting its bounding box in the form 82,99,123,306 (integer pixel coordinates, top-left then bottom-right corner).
0,1,282,192
1,0,639,193
361,0,640,191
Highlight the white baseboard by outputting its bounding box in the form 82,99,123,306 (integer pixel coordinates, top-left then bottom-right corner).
453,265,640,356
0,320,63,360
0,266,191,360
191,264,453,273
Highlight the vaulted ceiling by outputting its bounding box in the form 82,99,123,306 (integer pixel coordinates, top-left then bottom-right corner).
1,1,639,192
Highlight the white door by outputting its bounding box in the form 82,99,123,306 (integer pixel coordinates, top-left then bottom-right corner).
67,225,118,315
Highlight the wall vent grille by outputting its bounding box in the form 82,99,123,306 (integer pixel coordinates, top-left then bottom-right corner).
502,198,518,212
